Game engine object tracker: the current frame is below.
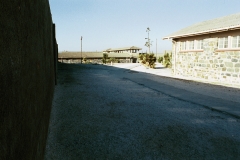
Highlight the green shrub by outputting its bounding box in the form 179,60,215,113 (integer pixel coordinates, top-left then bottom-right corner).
139,54,144,60
83,57,86,62
139,53,156,68
158,57,163,63
163,52,172,68
108,57,118,63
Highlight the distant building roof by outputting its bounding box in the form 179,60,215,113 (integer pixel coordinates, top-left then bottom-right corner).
58,52,102,58
163,12,240,40
103,46,142,52
58,51,138,58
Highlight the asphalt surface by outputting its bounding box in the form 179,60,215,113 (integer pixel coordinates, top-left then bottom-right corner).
45,63,240,160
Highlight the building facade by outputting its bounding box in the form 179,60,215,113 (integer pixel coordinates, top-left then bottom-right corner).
164,13,240,85
58,51,139,64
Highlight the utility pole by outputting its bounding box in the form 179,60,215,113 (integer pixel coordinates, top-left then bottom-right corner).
81,36,82,64
148,29,150,53
156,38,157,60
145,27,151,53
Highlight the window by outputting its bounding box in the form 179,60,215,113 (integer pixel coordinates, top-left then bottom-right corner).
218,37,228,49
196,40,203,49
188,41,194,50
132,49,137,53
179,40,203,51
180,41,186,50
232,36,240,48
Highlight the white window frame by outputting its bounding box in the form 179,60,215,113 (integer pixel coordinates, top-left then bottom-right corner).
188,40,194,50
196,40,203,50
180,41,186,51
218,37,229,49
231,35,240,48
179,40,204,51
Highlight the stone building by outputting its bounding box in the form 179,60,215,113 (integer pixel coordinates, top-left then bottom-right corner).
163,13,240,85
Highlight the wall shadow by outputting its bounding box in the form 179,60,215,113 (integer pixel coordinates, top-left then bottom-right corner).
56,62,240,119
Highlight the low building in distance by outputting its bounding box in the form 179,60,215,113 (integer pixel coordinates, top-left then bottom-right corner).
59,46,142,64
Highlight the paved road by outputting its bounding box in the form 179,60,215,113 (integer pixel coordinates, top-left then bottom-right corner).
45,63,240,160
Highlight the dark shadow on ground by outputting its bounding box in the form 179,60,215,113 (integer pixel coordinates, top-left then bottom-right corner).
45,62,240,160
56,62,240,119
59,62,240,90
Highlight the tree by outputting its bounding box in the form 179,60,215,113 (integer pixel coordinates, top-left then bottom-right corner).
102,53,108,64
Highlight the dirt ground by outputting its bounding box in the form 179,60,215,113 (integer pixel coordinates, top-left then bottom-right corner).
44,63,240,160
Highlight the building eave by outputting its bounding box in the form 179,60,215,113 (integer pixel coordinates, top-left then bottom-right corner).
163,25,240,40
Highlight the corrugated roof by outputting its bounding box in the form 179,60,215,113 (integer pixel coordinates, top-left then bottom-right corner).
58,52,102,58
108,52,137,58
58,51,138,58
163,12,240,39
103,46,142,52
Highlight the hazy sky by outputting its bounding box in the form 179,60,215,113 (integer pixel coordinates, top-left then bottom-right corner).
49,0,240,53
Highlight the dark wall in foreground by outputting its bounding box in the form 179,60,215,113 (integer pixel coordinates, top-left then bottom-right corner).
0,1,56,159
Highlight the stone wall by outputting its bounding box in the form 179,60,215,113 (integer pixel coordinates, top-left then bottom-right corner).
0,1,57,159
173,37,240,85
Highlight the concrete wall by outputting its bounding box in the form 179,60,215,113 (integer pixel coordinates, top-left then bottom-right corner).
172,30,240,85
0,1,57,159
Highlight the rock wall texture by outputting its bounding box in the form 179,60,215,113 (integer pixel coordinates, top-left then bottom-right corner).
172,36,240,85
0,1,57,159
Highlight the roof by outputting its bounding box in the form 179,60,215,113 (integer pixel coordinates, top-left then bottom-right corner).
58,52,102,58
103,46,142,52
108,52,138,58
163,12,240,40
58,51,138,58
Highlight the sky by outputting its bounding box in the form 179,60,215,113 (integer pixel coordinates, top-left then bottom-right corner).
49,0,240,53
